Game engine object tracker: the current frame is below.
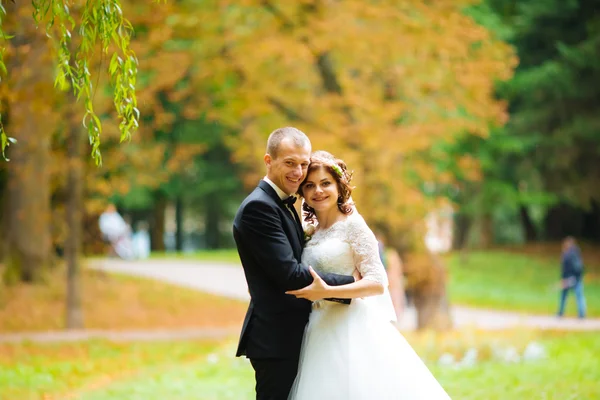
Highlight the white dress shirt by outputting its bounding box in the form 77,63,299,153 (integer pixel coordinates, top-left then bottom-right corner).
263,176,298,220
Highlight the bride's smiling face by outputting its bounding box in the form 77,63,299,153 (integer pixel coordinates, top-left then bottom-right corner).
302,167,339,212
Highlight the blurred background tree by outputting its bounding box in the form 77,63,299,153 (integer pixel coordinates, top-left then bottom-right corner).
0,0,141,288
440,0,600,248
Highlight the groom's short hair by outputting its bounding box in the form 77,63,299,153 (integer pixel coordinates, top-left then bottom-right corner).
266,127,310,159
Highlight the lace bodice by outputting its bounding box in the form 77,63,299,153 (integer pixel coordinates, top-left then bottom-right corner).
302,212,388,286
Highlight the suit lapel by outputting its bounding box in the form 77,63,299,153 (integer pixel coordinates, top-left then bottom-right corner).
258,180,304,245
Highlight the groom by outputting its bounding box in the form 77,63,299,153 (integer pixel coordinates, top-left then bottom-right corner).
233,127,355,399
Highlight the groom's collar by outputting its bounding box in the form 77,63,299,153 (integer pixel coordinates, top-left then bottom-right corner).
263,176,290,201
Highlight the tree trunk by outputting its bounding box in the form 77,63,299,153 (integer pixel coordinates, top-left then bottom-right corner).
414,292,452,330
404,252,452,331
452,212,472,250
65,101,84,329
519,205,537,242
175,197,184,251
205,194,220,249
479,214,494,248
151,195,166,251
3,4,55,283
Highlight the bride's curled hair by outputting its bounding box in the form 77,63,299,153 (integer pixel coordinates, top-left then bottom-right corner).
298,150,354,223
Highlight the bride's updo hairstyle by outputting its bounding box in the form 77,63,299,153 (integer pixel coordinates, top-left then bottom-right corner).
298,150,354,223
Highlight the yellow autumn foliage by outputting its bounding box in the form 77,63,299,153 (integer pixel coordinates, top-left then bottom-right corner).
188,0,516,242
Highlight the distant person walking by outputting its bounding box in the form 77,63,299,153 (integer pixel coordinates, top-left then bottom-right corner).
98,203,134,260
557,236,586,319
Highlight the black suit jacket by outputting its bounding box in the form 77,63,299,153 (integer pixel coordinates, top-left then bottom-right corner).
233,180,354,359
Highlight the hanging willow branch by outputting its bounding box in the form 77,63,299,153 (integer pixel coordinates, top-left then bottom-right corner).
0,0,152,165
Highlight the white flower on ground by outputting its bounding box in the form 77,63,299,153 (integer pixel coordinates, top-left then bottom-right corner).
458,348,478,368
438,353,455,367
494,346,521,363
206,353,219,364
523,342,547,362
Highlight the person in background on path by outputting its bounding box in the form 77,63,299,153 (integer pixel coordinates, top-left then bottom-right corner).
557,236,586,319
98,203,134,260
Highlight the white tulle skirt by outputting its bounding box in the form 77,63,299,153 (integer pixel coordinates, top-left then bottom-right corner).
289,298,451,400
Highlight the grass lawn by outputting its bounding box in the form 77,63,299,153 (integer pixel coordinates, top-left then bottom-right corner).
0,339,227,400
446,249,599,317
436,331,600,399
1,330,598,399
0,264,247,333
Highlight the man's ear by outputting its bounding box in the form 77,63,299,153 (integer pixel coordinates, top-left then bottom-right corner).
264,153,272,167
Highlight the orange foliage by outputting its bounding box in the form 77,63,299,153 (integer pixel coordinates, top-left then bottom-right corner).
190,0,516,240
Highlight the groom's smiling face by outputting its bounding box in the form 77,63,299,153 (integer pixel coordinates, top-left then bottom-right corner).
265,138,311,196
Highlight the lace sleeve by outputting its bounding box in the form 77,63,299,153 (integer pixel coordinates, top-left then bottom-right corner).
346,213,388,285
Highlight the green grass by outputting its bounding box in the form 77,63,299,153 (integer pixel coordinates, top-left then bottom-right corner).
81,344,253,400
2,331,598,399
446,251,599,317
0,340,225,400
429,331,600,399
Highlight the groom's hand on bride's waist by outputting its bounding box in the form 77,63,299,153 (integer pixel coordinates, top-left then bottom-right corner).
285,266,331,302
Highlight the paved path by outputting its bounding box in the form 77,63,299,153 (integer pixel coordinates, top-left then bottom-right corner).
87,259,600,332
2,258,599,343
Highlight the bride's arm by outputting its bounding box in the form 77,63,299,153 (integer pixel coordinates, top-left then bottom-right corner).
325,215,387,298
286,214,388,301
286,265,382,301
323,271,384,298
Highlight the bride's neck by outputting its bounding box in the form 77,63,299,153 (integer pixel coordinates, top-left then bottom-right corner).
315,207,344,230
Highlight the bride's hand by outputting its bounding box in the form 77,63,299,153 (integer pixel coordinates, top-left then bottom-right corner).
285,266,330,301
352,268,362,282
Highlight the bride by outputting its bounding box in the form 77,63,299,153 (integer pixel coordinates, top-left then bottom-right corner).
285,151,451,400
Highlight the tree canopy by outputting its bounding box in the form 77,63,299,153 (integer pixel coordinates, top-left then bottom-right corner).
189,0,515,245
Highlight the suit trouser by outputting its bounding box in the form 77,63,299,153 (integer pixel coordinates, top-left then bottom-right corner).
250,357,300,400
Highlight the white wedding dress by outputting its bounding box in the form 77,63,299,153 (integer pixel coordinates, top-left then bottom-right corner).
289,212,451,400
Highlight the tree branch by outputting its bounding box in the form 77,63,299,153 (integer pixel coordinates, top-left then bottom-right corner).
267,97,308,122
